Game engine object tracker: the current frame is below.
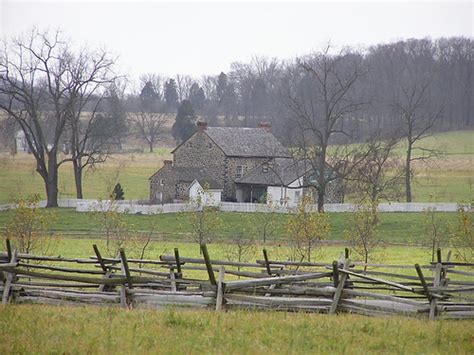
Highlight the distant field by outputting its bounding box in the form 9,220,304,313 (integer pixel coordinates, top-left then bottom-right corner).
0,147,172,202
0,130,472,203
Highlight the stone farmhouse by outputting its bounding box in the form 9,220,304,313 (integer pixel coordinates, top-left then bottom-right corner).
149,122,342,206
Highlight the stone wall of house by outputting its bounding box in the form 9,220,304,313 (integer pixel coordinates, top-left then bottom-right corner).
173,130,225,180
149,164,176,204
172,130,268,201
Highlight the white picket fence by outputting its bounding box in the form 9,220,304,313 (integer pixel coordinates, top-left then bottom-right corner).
0,199,469,215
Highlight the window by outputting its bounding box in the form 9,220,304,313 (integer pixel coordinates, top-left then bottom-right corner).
235,165,243,179
262,163,269,173
160,179,164,186
207,142,213,149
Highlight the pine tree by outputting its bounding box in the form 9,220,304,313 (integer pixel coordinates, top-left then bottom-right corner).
164,79,179,111
140,81,159,112
216,72,228,104
189,83,206,110
111,182,125,200
172,100,196,143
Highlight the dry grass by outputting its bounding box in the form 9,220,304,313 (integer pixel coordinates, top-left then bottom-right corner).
1,305,473,354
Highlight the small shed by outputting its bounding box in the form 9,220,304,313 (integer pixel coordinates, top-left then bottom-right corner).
189,179,222,207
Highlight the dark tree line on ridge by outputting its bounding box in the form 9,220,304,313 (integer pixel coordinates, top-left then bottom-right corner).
134,37,472,144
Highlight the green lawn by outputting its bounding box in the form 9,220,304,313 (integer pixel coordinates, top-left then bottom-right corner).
1,305,473,354
0,208,461,245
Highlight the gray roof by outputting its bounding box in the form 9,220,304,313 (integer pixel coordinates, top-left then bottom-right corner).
171,166,222,189
235,158,311,186
205,127,290,158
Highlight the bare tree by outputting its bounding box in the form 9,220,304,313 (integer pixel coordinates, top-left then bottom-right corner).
344,199,384,273
350,137,404,202
224,233,256,276
287,46,368,210
0,29,119,205
139,73,163,101
66,65,120,199
392,83,442,202
287,196,330,263
133,110,166,152
0,30,74,206
175,74,193,102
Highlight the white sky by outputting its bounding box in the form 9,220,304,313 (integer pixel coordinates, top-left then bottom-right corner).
1,1,472,81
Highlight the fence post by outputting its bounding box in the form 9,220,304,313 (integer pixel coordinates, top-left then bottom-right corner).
93,244,113,292
5,239,12,262
93,244,108,273
170,268,177,292
415,263,434,320
263,249,272,276
441,250,452,286
430,263,442,320
332,261,339,288
174,248,182,277
2,249,17,305
215,266,226,311
200,243,217,286
330,258,350,314
119,248,133,308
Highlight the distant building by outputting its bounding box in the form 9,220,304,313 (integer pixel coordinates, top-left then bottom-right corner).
15,130,30,153
149,122,342,206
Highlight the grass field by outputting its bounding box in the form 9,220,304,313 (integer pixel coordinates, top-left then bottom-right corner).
0,208,461,245
1,306,473,354
0,130,472,203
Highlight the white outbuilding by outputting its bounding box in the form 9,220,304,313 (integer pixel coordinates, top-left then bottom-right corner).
188,179,222,207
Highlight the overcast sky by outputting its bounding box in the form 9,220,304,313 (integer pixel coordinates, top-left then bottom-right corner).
1,1,472,81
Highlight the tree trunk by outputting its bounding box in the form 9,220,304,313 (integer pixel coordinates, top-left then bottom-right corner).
405,143,412,203
317,148,326,212
45,151,59,207
149,142,154,153
73,159,83,199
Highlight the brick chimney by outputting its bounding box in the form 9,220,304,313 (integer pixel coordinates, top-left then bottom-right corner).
196,121,208,132
258,122,271,133
163,160,173,167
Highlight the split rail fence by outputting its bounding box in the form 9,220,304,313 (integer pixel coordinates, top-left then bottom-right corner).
1,240,473,320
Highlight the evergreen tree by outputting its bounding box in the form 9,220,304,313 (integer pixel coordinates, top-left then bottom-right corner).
164,79,179,111
189,82,206,110
216,72,228,104
172,99,196,143
111,182,125,200
140,81,159,112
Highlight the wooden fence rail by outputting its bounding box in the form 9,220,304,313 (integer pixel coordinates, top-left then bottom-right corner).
1,241,473,319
